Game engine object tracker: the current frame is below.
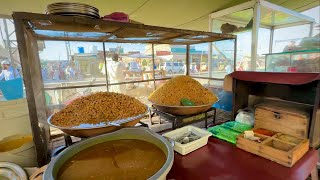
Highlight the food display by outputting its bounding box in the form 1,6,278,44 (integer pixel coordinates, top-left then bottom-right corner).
51,92,147,127
58,139,166,180
148,75,218,106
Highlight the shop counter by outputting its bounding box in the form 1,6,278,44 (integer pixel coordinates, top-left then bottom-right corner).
167,137,318,180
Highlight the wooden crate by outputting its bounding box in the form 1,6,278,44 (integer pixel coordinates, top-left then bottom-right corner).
236,103,310,167
237,129,309,167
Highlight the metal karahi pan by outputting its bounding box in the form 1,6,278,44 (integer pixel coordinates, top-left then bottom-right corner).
47,106,149,138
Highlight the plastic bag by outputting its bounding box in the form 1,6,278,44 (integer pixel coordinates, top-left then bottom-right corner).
235,108,254,126
212,90,233,112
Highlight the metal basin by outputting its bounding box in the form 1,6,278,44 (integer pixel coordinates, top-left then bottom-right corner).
47,107,149,138
152,103,213,115
43,127,174,180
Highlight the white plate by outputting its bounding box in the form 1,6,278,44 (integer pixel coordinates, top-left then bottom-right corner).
0,162,27,180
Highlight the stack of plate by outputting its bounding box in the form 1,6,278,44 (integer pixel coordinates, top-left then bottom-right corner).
46,2,100,19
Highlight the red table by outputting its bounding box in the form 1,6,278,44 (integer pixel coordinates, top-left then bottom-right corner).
167,137,318,180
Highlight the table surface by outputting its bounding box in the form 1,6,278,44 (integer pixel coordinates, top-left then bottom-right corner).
167,137,318,180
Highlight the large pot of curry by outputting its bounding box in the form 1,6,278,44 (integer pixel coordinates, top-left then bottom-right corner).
44,127,174,180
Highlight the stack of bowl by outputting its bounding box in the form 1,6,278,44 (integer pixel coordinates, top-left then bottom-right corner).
45,2,100,19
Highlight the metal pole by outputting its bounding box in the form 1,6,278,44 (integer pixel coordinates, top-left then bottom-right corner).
64,40,71,61
269,28,274,54
233,38,237,72
208,17,213,78
3,19,13,64
309,22,314,37
269,11,275,54
251,0,261,71
267,27,274,72
151,44,156,90
102,42,109,91
186,45,190,75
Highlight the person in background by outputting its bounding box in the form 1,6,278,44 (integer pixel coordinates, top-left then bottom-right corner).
0,59,20,81
65,64,75,80
53,68,60,81
283,41,298,52
59,63,66,80
225,62,233,74
99,60,105,76
41,67,48,80
107,53,126,93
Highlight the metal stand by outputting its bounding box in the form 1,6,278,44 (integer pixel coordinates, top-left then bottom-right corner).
151,107,216,130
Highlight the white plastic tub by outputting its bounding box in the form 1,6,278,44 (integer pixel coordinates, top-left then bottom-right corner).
163,125,211,155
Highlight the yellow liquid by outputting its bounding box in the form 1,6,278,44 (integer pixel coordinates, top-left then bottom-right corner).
58,139,166,180
0,136,33,152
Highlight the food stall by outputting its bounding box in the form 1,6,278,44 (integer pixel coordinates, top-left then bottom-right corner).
12,8,235,166
3,2,317,180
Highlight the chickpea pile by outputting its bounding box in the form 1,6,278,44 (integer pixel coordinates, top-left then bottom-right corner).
51,92,147,127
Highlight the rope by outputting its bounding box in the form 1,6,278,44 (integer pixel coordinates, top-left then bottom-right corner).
129,0,152,15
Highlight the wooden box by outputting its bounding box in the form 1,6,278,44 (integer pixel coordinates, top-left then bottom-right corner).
255,103,309,139
236,103,310,167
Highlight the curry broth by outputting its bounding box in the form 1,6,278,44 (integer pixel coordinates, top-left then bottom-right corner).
57,139,166,180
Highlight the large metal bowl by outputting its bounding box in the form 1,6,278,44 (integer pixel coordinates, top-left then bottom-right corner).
152,103,213,116
43,127,174,180
47,106,149,138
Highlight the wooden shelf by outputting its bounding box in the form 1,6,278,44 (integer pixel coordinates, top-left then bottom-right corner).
13,12,235,44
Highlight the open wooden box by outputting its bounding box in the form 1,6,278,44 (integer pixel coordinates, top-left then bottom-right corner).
236,103,310,167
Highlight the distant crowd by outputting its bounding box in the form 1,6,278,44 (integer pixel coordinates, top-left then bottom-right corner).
41,61,81,81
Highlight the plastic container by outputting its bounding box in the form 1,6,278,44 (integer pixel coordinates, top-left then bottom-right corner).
221,121,252,133
0,78,23,100
163,126,212,155
208,126,241,144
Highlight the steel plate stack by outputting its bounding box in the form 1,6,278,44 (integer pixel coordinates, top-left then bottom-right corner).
46,2,100,19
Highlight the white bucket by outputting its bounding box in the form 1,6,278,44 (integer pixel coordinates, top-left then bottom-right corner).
0,135,37,167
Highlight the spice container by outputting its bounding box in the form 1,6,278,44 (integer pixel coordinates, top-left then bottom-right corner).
163,126,211,155
236,103,310,167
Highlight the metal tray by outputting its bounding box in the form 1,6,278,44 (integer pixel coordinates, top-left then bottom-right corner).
47,106,149,138
151,102,213,116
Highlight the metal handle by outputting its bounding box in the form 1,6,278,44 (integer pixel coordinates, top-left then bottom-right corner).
164,137,175,147
274,112,281,119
